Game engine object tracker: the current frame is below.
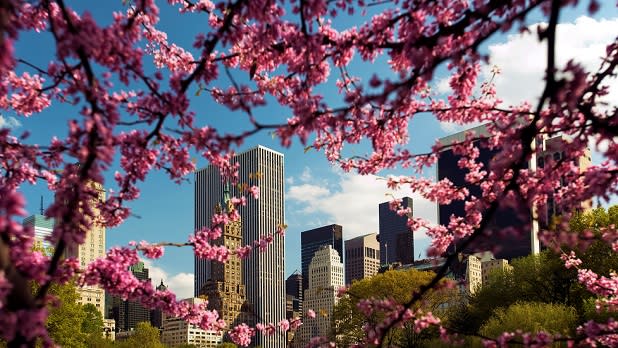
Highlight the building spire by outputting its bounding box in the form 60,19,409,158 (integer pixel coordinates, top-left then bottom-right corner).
40,195,44,215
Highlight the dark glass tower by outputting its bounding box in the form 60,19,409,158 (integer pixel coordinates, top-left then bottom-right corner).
300,224,343,292
285,272,303,317
378,197,414,265
437,125,533,260
109,262,152,332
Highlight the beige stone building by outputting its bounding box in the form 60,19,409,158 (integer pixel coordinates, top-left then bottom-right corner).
161,298,223,347
344,233,380,285
463,252,511,294
537,135,593,227
300,246,344,345
198,185,249,327
64,181,107,318
481,258,510,284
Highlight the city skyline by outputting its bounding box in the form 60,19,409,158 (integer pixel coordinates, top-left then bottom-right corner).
2,0,617,345
9,1,617,304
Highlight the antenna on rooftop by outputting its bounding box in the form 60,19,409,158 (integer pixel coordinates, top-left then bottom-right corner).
40,196,44,215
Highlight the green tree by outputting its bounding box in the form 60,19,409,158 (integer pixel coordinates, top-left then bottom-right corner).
448,206,618,337
332,268,453,347
216,343,238,348
447,251,577,336
480,302,577,343
120,322,164,348
43,281,87,348
81,303,104,335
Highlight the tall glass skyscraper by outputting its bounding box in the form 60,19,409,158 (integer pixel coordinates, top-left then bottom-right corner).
300,224,343,293
195,145,285,348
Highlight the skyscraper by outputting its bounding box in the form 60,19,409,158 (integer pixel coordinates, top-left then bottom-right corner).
300,245,344,345
109,261,152,332
378,197,413,265
285,271,303,316
300,224,343,293
199,184,248,327
195,145,285,348
437,125,535,260
64,181,107,318
344,233,380,285
436,125,590,259
23,214,54,251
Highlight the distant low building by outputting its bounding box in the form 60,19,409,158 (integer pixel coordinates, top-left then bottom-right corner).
103,318,116,341
450,252,511,294
161,297,223,347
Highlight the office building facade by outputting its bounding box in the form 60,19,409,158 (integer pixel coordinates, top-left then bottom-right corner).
300,224,343,293
23,214,54,251
195,145,285,347
161,298,223,347
378,197,414,265
300,246,344,345
437,125,535,260
437,125,591,260
344,233,380,284
285,272,303,317
63,182,107,318
109,261,152,332
537,135,592,227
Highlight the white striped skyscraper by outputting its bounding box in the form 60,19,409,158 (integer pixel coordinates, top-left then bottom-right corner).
195,145,285,348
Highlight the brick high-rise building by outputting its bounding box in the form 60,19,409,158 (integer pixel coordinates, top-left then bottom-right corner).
537,135,592,227
199,184,249,327
300,224,343,293
195,145,285,348
344,233,380,285
378,197,413,265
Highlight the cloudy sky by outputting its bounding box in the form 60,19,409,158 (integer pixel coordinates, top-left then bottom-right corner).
10,3,618,299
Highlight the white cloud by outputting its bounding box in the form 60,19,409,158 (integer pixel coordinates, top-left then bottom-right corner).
0,115,21,129
286,171,436,241
436,16,618,136
143,259,194,300
439,120,483,134
486,16,618,108
299,167,312,182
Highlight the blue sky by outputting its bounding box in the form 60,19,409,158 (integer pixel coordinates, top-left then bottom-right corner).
4,1,617,298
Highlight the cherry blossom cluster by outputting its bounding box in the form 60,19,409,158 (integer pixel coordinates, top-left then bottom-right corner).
0,0,617,346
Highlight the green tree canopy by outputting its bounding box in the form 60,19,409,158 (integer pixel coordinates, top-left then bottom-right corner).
480,302,577,343
81,303,104,335
333,268,453,347
118,322,164,348
43,281,87,348
447,206,618,340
